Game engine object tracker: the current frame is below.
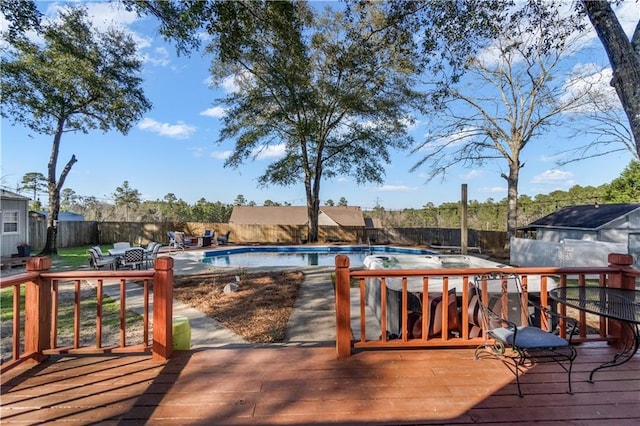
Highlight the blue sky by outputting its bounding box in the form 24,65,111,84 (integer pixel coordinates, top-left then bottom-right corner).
1,1,638,210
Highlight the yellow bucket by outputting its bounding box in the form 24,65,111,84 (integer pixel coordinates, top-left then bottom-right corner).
172,316,191,350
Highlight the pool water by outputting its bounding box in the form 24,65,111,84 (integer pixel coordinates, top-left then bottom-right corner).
201,246,435,267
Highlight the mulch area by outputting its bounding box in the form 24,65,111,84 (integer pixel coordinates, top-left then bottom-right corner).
173,271,304,343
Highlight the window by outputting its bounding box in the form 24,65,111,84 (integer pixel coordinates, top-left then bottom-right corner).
2,210,19,233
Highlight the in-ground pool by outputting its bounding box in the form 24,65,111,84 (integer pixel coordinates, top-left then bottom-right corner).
201,245,436,267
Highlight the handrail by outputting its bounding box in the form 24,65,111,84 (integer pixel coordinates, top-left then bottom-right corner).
0,256,175,373
334,253,637,357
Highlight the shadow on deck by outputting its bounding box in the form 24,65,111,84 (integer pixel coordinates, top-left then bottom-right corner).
1,342,639,425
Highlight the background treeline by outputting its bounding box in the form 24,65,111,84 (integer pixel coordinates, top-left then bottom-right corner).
20,160,638,231
57,184,628,232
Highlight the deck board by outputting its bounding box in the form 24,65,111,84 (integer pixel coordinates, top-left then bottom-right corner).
2,343,639,425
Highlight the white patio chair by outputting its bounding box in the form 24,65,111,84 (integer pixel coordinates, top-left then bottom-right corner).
145,242,161,268
88,248,118,270
113,242,131,251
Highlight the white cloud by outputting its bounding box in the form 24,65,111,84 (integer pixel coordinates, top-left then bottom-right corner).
41,2,173,67
138,117,196,139
417,126,480,152
218,70,254,93
82,2,139,29
539,152,566,162
221,75,240,93
460,169,483,180
211,150,232,160
478,186,505,194
190,147,206,158
200,106,227,118
531,169,575,184
561,63,620,113
143,46,170,67
252,144,286,160
374,185,418,192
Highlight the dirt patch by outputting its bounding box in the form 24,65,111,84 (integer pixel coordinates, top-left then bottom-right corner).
173,271,304,343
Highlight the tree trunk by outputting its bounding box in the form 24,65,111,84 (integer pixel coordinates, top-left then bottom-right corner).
40,119,77,255
582,1,640,157
307,195,320,243
41,187,60,256
503,160,521,244
306,173,322,243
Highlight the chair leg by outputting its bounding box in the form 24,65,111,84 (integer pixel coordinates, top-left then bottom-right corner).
475,345,524,397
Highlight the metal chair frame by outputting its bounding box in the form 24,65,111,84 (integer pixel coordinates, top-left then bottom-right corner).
120,247,145,270
473,273,578,397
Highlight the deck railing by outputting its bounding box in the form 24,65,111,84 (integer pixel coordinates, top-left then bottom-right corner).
0,256,175,373
334,253,638,357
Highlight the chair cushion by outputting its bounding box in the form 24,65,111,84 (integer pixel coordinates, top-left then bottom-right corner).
408,288,459,338
490,326,570,349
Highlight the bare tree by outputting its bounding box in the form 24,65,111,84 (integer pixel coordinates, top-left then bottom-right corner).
411,3,591,238
581,1,640,157
559,65,637,164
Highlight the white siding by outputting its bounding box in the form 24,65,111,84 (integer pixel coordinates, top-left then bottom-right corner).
1,197,29,257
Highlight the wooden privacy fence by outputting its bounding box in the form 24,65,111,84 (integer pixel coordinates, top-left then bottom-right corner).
28,218,507,253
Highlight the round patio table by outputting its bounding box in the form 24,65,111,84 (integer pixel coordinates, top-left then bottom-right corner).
549,286,640,382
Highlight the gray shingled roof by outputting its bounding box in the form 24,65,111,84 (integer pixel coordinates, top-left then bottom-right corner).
1,189,30,201
529,203,640,229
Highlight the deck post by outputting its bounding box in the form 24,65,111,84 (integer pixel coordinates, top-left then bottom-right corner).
606,253,635,348
607,253,635,290
152,256,174,360
25,257,53,362
335,255,352,357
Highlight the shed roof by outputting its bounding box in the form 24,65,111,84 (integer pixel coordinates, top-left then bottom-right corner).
528,203,640,230
1,189,30,201
229,206,365,226
34,211,85,221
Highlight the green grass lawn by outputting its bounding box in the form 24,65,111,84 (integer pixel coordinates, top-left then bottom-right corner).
1,245,144,350
52,245,114,270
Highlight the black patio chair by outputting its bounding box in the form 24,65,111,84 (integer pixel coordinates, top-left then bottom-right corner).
120,247,145,270
472,273,578,397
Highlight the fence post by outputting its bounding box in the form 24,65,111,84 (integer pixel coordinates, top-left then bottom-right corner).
25,257,52,362
152,256,174,360
335,255,352,357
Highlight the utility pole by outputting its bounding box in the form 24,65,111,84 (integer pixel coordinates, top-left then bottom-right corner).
461,184,468,255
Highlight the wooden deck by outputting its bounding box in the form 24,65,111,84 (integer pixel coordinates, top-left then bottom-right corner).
1,343,639,425
0,256,30,270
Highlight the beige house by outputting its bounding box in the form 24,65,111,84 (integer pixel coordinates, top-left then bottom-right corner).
229,206,366,227
227,206,367,243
